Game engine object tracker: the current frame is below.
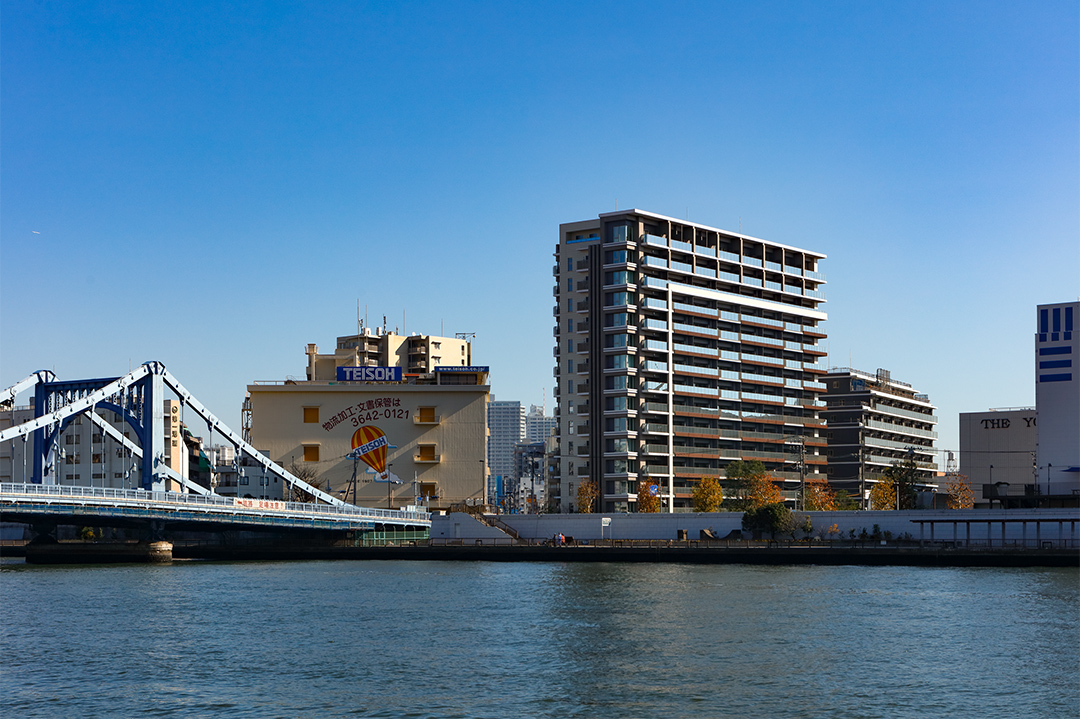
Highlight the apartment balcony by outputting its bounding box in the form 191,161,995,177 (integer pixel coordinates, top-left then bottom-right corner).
414,453,441,464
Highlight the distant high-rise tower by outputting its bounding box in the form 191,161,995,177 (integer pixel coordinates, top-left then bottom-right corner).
525,405,556,443
487,400,525,502
552,208,829,513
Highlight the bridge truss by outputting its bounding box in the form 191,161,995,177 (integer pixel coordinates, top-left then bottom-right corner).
0,362,347,508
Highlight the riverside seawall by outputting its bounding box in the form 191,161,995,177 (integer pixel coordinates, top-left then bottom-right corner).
432,508,1080,546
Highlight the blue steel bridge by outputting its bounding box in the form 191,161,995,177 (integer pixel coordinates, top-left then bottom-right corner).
0,362,430,534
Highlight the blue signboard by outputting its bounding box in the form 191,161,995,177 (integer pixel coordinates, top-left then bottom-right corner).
433,366,490,373
336,366,403,382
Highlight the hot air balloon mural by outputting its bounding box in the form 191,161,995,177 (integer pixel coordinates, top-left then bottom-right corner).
351,425,389,476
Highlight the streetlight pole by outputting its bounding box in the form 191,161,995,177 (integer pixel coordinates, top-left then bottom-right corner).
386,463,394,510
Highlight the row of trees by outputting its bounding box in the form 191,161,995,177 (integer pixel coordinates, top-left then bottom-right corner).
574,458,974,513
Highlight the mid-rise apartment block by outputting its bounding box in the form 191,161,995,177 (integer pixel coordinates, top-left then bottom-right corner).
552,209,829,513
821,367,938,502
307,327,472,379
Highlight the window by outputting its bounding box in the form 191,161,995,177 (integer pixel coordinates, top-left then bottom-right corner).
567,299,573,312
567,340,574,353
568,401,575,414
303,407,319,424
567,319,574,332
606,292,630,307
606,375,628,391
303,445,320,462
567,360,574,373
604,250,627,264
608,225,628,244
606,334,628,349
567,257,574,270
567,278,574,291
567,380,575,394
418,406,437,423
606,417,628,432
434,342,441,350
92,453,103,464
606,397,628,411
417,445,437,461
66,435,74,445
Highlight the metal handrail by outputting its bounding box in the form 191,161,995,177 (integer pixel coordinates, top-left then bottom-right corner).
0,483,430,524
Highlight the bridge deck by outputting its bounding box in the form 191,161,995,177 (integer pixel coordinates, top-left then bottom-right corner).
0,483,431,531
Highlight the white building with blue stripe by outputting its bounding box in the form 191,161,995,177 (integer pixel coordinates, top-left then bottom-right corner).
1036,301,1079,499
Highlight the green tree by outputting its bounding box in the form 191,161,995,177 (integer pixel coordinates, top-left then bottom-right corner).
834,489,860,511
882,457,921,510
692,475,724,512
576,480,598,514
636,477,660,513
742,502,794,538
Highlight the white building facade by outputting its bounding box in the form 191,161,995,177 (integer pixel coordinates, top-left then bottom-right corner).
1036,301,1079,499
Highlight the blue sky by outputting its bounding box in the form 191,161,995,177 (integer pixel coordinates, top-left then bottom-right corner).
2,1,1077,461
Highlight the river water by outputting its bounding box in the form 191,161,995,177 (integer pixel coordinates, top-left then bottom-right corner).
1,558,1077,718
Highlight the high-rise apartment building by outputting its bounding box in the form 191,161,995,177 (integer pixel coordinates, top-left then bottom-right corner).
1035,301,1079,498
525,405,556,443
552,209,829,513
821,367,938,502
487,400,526,503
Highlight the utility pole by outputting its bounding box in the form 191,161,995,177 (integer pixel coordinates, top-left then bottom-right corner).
858,423,866,510
798,437,806,511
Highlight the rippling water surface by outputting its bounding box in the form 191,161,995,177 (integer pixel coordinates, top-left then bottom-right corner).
1,558,1077,718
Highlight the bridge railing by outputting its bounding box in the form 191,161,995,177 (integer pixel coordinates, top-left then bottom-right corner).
0,483,430,523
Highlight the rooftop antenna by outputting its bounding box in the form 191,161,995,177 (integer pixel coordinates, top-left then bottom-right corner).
357,300,361,338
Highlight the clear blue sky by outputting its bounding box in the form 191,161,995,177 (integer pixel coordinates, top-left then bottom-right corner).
3,1,1077,462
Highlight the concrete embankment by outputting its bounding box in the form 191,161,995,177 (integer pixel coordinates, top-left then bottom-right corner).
19,540,173,564
170,543,1080,567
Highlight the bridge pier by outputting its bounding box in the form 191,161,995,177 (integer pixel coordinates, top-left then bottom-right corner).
25,535,173,564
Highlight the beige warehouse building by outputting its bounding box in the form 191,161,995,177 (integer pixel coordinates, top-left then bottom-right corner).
246,329,489,511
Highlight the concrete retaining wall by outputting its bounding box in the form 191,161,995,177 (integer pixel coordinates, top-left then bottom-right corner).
432,509,1080,545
